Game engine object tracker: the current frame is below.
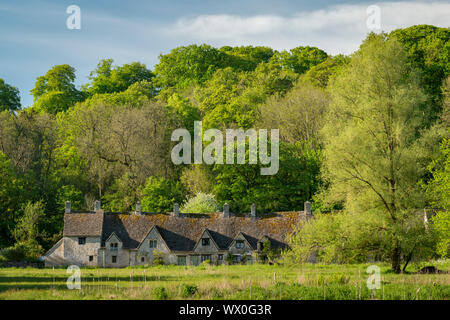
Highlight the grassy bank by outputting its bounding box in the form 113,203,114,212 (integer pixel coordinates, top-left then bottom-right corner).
0,261,449,300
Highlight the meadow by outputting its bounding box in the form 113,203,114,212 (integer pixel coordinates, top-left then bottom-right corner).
0,261,449,300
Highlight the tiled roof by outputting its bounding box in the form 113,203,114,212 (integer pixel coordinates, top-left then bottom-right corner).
63,212,104,236
65,210,304,251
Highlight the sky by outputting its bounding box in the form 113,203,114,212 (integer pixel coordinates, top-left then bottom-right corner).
0,0,449,107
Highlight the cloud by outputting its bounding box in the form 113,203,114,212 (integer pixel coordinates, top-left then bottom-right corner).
166,1,450,54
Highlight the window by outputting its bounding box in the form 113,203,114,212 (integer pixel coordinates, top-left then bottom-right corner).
112,256,117,263
191,255,199,266
233,255,241,263
141,257,145,263
201,255,211,262
149,240,157,248
202,238,210,246
78,237,86,245
236,240,244,249
218,254,223,261
178,256,186,266
110,243,118,250
89,255,93,262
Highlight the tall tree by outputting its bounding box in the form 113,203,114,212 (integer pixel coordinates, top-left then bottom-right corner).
0,78,21,112
31,64,82,114
322,34,431,273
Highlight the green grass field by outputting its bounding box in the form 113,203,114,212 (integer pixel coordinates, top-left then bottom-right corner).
0,261,449,300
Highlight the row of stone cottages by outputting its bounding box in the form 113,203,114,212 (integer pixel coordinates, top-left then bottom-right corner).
43,201,313,267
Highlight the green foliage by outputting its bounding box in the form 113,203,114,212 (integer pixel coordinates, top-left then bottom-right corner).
152,250,165,266
270,46,329,74
83,59,155,96
321,34,434,272
180,192,220,213
154,44,230,88
0,78,21,111
302,54,350,88
141,177,186,212
13,201,44,244
31,64,82,114
389,25,450,119
426,137,450,257
153,286,169,300
213,142,321,213
180,165,214,195
181,284,198,297
0,151,24,246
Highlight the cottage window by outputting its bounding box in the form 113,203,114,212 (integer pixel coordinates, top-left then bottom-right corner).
177,256,186,266
201,254,211,262
202,238,210,246
149,240,157,248
78,237,86,245
141,257,145,263
112,256,117,263
236,240,244,249
110,243,118,250
89,255,93,262
233,255,241,263
218,254,223,261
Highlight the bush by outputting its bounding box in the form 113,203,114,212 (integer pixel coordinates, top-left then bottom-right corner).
153,286,169,300
181,284,198,297
180,193,220,213
0,242,42,262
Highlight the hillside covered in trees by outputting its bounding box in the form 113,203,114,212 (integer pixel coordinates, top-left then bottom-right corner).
0,25,449,272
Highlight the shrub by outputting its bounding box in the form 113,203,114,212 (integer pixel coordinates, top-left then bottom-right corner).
153,286,169,300
152,250,165,266
181,284,198,297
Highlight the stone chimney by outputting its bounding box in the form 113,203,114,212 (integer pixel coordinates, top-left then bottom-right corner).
304,201,312,216
65,201,71,214
94,200,101,212
223,203,230,218
173,203,180,217
250,203,256,220
135,201,142,215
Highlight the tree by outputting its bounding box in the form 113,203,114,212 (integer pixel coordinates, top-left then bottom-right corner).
0,152,24,246
425,138,450,258
213,142,321,213
180,165,214,195
154,44,230,89
302,55,350,88
321,34,431,273
260,82,329,148
0,78,21,111
389,25,450,121
140,177,186,212
180,193,220,213
31,64,82,114
83,59,155,96
270,46,328,74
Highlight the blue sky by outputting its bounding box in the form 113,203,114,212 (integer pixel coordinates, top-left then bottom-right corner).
0,0,449,107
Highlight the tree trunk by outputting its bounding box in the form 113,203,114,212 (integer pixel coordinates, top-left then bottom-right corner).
392,244,401,274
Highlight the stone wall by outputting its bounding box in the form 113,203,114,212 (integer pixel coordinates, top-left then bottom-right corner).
63,236,101,266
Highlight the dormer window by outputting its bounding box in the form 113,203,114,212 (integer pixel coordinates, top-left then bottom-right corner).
236,240,244,249
149,240,157,248
78,237,86,245
110,243,118,250
202,238,210,246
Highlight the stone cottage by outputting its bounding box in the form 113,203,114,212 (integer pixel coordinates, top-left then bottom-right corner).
43,201,313,267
